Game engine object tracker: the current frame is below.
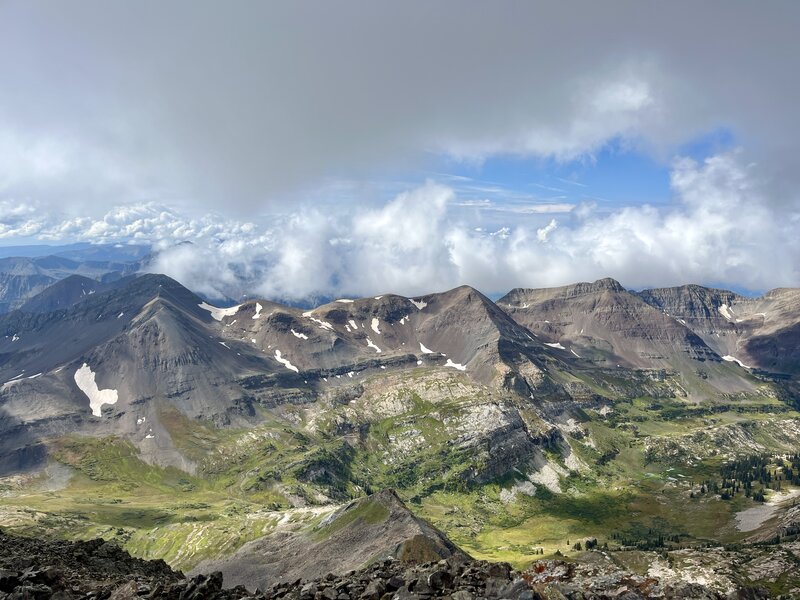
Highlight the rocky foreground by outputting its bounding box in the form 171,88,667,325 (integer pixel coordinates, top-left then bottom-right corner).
0,528,530,599
0,528,787,600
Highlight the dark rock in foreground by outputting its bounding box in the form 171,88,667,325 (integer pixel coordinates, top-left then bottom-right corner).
0,527,532,599
0,527,782,599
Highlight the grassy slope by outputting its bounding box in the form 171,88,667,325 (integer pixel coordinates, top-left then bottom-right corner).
1,371,798,582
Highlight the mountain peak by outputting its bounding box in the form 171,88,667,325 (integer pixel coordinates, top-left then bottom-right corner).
499,277,625,305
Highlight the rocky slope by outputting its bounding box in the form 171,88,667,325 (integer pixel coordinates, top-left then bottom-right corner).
3,525,794,599
0,525,536,600
637,285,800,377
0,274,584,478
498,278,758,397
192,489,467,590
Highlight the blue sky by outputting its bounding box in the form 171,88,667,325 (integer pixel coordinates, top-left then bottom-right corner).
438,127,737,214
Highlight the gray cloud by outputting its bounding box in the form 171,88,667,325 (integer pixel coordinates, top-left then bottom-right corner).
1,1,799,215
2,152,798,297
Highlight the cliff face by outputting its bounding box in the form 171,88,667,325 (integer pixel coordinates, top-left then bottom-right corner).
638,285,800,376
498,279,752,397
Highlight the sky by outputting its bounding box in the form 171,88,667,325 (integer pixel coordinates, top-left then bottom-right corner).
1,1,799,301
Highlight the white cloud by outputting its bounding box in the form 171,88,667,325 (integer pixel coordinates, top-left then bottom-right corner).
0,200,45,238
536,219,558,243
1,153,798,298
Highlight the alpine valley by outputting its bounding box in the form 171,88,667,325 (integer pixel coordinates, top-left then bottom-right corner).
2,263,800,598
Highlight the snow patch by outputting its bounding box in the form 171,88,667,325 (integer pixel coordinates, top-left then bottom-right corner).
722,355,752,369
1,372,25,388
570,348,581,358
252,302,263,319
117,312,124,319
416,360,423,365
274,350,299,373
370,318,381,334
198,302,241,321
419,342,434,354
291,329,309,340
366,337,382,353
718,303,735,321
374,295,383,300
74,363,118,417
399,315,409,325
306,316,334,331
409,298,427,310
545,342,566,350
219,341,230,349
27,373,42,379
444,359,466,371
11,334,19,342
336,298,355,303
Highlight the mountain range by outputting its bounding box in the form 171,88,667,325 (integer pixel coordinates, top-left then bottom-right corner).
1,270,799,596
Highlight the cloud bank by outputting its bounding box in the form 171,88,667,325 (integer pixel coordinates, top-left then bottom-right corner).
143,152,800,298
4,152,797,299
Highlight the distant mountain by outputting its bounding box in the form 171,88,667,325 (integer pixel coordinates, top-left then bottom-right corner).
498,278,759,398
637,284,800,376
0,242,150,261
19,274,127,313
3,273,794,479
0,249,144,313
0,275,575,476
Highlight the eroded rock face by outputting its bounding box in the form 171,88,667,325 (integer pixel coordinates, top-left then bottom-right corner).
638,285,800,377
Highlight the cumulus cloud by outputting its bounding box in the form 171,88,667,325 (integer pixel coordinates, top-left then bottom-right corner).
1,152,798,297
0,200,45,238
145,153,800,298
